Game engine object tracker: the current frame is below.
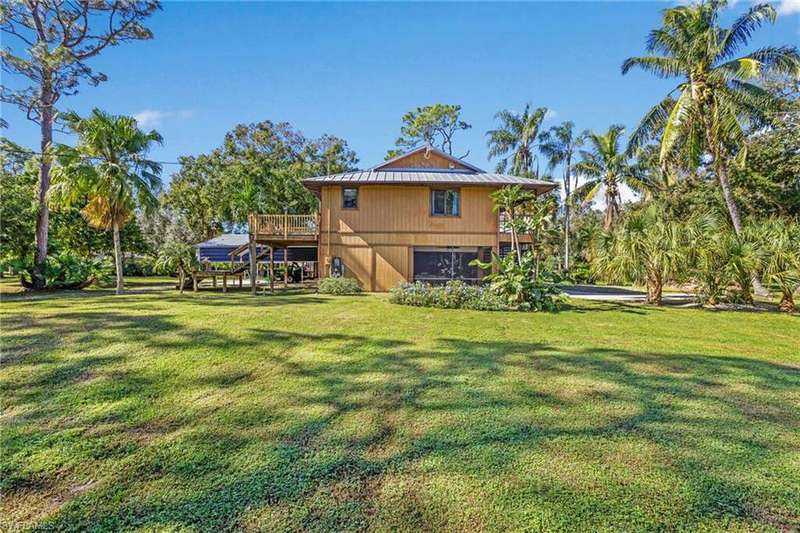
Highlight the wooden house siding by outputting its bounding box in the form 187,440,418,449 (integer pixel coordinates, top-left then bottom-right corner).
378,150,472,170
318,184,501,291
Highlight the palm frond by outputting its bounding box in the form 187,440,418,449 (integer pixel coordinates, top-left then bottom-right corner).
626,95,677,155
621,55,684,78
717,3,777,61
660,88,693,163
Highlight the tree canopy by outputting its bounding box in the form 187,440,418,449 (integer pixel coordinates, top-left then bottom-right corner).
163,121,358,244
391,104,471,156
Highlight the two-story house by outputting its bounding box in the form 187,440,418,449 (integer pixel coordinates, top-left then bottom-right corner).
247,146,556,292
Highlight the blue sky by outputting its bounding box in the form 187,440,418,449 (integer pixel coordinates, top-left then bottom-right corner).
4,1,799,185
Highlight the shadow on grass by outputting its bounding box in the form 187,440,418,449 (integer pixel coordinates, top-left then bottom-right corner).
3,301,799,530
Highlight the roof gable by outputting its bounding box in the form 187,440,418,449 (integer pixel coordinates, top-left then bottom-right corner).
371,146,483,173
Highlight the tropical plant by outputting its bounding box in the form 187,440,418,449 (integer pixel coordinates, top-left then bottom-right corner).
622,0,800,235
692,218,762,305
539,121,588,271
1,1,159,289
490,185,535,264
573,125,638,229
50,109,163,295
592,203,700,305
751,218,800,312
471,251,562,311
155,241,198,294
628,144,681,203
516,194,558,280
486,104,548,176
15,250,113,290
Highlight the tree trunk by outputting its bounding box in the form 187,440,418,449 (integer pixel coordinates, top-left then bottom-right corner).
714,156,743,234
647,272,662,305
179,270,185,294
561,163,569,272
603,184,617,231
112,221,124,295
779,291,795,313
709,129,768,296
33,85,54,290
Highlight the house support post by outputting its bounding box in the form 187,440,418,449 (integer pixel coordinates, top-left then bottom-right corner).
284,247,288,289
269,245,275,294
249,234,257,295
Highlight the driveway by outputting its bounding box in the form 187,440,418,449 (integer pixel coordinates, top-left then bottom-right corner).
562,284,694,304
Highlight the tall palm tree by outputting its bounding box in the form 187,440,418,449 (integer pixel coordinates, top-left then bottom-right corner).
622,0,800,234
486,104,548,177
573,125,638,230
50,109,163,294
539,121,588,271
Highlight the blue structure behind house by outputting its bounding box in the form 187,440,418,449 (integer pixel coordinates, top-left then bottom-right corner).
195,234,317,263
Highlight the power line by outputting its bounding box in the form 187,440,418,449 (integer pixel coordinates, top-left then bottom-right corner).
0,146,298,167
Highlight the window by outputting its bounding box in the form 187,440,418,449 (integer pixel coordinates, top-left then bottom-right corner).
342,187,358,209
413,247,481,282
431,189,460,216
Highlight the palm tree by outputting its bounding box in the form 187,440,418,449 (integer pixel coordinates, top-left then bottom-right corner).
486,105,548,176
622,0,800,235
50,109,163,294
628,145,680,202
155,241,198,294
539,121,588,271
593,203,698,304
490,185,535,265
573,125,638,230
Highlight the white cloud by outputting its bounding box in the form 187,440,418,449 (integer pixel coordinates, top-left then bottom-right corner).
133,109,194,128
777,0,800,15
544,109,559,120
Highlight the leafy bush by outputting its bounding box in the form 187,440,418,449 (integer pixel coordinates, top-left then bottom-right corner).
318,276,362,295
123,255,156,276
565,261,594,284
156,242,199,293
15,251,113,289
472,251,563,311
390,280,509,311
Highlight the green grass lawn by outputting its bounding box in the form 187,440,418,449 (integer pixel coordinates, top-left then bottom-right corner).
2,279,799,531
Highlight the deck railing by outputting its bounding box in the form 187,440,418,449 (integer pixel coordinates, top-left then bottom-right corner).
248,213,319,238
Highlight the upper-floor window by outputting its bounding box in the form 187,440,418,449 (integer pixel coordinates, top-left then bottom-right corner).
431,189,460,217
342,187,358,209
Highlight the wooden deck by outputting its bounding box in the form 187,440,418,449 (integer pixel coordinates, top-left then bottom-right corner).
248,213,319,245
245,213,320,294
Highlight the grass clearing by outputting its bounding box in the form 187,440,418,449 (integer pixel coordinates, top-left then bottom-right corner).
2,279,799,531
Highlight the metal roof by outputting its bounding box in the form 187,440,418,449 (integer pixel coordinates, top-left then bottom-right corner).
195,234,249,248
302,170,557,193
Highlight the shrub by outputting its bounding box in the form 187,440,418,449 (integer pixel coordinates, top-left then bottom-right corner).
155,242,198,293
472,251,563,311
390,280,509,311
15,251,114,290
318,276,362,295
123,255,156,276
